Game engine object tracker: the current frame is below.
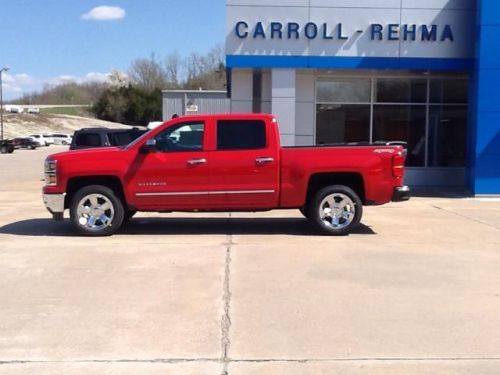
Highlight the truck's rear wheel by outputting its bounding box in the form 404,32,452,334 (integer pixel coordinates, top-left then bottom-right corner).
307,185,362,236
70,185,124,236
0,145,7,154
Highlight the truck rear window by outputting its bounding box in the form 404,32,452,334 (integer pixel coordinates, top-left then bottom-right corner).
217,120,266,150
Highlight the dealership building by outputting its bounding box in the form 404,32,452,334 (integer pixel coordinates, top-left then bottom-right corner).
225,0,500,195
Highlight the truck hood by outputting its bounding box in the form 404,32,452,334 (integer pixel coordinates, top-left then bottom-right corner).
47,147,125,161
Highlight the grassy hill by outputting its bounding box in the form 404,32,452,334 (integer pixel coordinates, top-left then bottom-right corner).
1,112,135,139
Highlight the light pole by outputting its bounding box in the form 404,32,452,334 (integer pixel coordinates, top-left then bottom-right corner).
0,66,10,141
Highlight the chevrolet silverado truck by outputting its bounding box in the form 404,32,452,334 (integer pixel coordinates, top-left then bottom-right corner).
42,114,410,236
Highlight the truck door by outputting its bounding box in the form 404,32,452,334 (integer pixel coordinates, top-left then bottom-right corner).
206,119,280,209
130,120,224,210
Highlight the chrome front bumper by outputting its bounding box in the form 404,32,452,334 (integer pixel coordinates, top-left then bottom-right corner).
43,193,66,220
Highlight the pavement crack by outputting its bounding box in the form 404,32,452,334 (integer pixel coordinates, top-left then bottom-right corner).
431,204,500,231
0,358,219,365
221,212,234,375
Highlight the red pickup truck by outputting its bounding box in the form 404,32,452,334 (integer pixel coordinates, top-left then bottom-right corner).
43,114,410,236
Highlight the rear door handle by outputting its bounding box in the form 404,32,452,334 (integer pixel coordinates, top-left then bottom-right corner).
187,158,207,166
256,157,274,165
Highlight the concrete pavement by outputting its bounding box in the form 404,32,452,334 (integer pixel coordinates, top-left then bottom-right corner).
1,147,500,374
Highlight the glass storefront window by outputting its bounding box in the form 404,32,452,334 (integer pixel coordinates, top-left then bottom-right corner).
428,106,467,167
316,79,371,103
375,78,427,103
430,79,468,104
373,106,426,167
316,104,370,144
315,76,468,168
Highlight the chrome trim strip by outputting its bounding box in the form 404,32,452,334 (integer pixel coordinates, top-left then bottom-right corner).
135,189,275,197
215,190,275,195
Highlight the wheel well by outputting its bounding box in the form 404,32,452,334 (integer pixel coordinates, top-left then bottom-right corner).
306,173,366,205
65,176,126,209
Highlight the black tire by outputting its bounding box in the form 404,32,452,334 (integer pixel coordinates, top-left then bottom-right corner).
124,209,137,221
0,145,7,154
62,141,67,145
8,147,14,153
307,185,363,236
70,185,124,236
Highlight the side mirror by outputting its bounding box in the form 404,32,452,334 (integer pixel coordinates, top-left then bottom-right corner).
140,138,157,153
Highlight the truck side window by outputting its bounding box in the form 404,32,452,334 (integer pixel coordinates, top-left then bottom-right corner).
154,122,204,152
217,120,266,150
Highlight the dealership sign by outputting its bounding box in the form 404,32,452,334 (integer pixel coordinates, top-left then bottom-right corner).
234,21,455,42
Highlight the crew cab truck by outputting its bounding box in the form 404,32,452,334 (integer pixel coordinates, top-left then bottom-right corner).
42,114,410,236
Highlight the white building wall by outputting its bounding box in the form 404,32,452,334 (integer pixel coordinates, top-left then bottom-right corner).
226,0,476,59
295,71,315,146
271,69,296,146
230,70,253,112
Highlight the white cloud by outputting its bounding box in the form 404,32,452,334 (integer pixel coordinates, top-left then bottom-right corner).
84,72,111,82
2,73,15,84
1,71,114,100
81,6,126,21
2,82,22,93
47,73,111,86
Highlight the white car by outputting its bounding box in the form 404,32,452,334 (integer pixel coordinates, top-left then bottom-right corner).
42,134,55,145
28,135,44,147
29,134,52,146
51,134,72,145
27,107,40,114
6,105,24,113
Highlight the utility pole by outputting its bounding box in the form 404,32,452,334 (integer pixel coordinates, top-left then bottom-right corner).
0,66,10,141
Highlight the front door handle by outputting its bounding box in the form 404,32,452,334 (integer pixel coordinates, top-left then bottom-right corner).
187,158,207,166
256,157,274,165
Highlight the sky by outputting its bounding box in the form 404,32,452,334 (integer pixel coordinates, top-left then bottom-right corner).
0,0,226,100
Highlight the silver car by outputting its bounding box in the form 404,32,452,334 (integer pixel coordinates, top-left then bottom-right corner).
51,134,72,145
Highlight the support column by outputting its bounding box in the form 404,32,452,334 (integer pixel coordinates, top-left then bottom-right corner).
469,0,500,195
230,69,253,113
271,69,296,146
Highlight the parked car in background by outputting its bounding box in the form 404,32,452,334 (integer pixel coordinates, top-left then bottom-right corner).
12,137,38,150
5,105,24,114
27,107,40,114
51,134,72,145
29,134,52,146
42,134,54,145
0,140,15,154
69,127,147,150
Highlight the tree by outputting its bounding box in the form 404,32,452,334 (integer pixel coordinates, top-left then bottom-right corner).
165,52,181,88
93,85,162,126
184,44,226,90
108,69,129,88
129,53,167,92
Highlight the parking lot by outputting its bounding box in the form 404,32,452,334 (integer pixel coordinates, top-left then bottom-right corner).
1,147,500,374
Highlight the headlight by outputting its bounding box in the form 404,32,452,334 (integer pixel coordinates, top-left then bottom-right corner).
44,159,58,186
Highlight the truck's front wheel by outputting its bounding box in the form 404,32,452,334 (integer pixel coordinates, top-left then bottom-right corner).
308,185,363,236
70,185,124,236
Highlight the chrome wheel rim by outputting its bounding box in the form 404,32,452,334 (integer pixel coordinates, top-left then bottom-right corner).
76,194,114,231
318,193,356,229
